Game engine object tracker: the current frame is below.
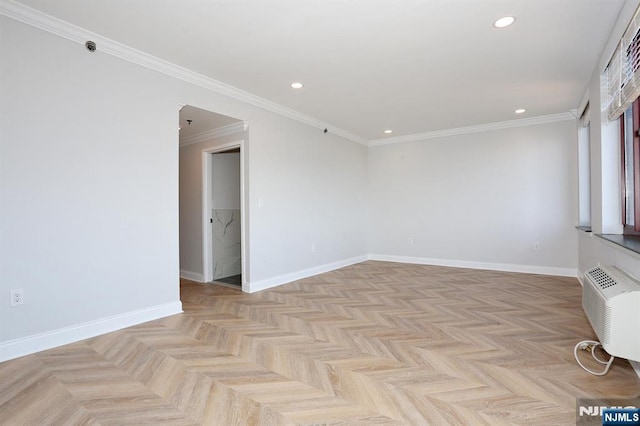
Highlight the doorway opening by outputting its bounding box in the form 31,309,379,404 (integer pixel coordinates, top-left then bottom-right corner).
203,146,244,287
178,105,247,291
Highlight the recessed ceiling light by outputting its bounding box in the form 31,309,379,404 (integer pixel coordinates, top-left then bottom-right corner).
515,108,526,114
291,82,303,89
494,16,515,28
384,129,393,134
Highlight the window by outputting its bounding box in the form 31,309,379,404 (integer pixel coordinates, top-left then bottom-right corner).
578,103,591,227
620,98,640,234
607,6,640,234
606,7,640,121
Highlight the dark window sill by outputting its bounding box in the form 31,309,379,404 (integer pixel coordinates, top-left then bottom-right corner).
576,226,592,232
596,233,640,256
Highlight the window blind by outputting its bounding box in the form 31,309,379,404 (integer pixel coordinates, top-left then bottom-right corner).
607,7,640,121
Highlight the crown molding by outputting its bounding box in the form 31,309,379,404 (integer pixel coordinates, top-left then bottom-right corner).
568,108,579,119
368,112,576,147
0,1,579,150
0,0,367,146
180,121,248,148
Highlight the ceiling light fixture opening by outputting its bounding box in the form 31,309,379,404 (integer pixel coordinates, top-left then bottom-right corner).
384,129,393,134
494,16,516,28
291,82,303,89
515,108,526,114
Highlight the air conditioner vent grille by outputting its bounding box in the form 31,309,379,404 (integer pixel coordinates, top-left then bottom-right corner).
587,267,618,289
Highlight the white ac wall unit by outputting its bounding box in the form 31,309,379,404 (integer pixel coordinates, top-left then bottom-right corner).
583,266,640,362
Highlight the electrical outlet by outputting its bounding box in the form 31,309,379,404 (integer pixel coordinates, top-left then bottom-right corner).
311,244,316,253
533,242,541,251
408,237,414,245
10,289,24,307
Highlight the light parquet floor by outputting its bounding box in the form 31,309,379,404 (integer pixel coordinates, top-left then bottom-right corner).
1,261,639,425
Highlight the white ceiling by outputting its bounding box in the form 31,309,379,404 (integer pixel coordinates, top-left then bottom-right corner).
179,106,240,139
15,0,625,141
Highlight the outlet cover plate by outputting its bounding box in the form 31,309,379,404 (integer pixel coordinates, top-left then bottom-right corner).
10,289,24,307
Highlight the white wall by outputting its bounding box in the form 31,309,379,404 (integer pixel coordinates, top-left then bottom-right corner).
579,233,640,281
0,16,182,357
1,15,369,360
247,116,369,290
212,153,241,210
368,120,578,275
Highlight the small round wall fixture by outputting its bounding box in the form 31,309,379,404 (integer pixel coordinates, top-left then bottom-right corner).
291,82,304,89
515,108,526,114
85,40,97,52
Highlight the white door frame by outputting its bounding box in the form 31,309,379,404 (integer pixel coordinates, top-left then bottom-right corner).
202,140,246,290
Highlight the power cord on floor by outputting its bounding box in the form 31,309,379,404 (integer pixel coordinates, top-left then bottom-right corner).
574,340,615,376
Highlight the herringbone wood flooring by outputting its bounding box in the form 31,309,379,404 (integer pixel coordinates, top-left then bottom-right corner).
1,261,638,425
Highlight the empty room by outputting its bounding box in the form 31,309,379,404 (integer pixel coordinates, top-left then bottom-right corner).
1,0,639,424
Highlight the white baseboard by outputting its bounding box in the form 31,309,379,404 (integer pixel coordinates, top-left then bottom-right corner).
247,255,369,293
0,301,182,363
246,254,577,293
180,269,204,282
369,254,578,278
